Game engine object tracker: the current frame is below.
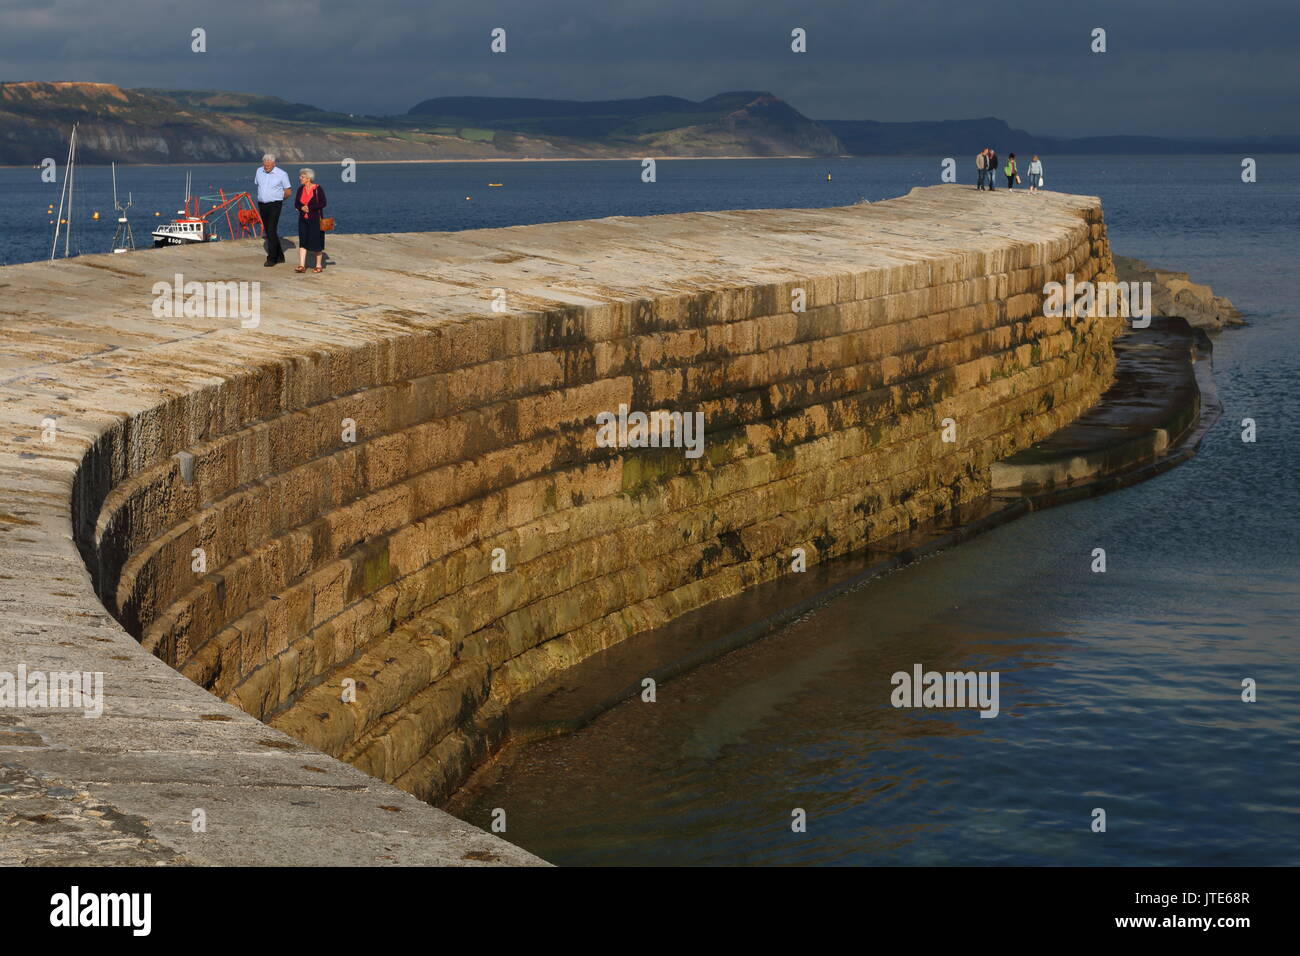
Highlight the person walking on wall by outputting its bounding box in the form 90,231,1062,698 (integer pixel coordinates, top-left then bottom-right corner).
254,153,291,267
1027,155,1044,193
294,168,327,274
1004,152,1020,190
987,148,998,190
976,148,989,190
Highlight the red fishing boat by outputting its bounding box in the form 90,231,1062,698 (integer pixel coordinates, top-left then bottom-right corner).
152,172,263,247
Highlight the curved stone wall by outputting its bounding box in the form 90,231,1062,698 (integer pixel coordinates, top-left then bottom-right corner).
2,186,1122,836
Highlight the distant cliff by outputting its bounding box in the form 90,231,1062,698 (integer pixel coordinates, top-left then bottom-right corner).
6,82,1292,165
0,82,842,164
0,82,571,164
407,91,844,157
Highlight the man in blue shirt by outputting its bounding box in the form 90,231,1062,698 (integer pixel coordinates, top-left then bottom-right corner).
254,154,292,266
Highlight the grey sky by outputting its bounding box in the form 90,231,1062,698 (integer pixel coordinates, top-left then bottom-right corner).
1,0,1296,137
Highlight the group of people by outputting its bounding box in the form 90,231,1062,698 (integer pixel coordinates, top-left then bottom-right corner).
975,149,1044,193
254,154,328,271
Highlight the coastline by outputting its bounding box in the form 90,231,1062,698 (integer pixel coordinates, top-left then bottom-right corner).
0,155,834,170
5,150,1296,170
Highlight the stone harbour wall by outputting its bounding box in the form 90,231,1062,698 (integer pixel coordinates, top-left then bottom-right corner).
0,185,1123,856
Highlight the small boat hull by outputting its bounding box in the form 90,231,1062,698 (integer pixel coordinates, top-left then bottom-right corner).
152,234,211,248
152,219,211,248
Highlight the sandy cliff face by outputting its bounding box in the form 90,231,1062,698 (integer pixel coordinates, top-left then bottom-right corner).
0,82,842,164
0,83,562,164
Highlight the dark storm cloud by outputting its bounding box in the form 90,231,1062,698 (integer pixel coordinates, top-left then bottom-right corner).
1,0,1296,137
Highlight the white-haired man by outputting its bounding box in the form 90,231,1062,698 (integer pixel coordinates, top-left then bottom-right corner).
254,153,292,266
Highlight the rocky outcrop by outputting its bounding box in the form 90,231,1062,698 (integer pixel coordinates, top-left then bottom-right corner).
1114,255,1244,331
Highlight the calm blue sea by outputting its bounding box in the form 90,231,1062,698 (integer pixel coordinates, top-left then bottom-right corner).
4,155,1297,866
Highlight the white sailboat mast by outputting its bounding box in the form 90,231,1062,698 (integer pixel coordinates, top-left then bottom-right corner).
50,124,77,261
65,126,76,258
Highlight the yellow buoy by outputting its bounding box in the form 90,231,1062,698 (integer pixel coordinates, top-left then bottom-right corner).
92,211,100,220
488,183,503,187
827,173,832,181
465,196,471,200
155,212,161,216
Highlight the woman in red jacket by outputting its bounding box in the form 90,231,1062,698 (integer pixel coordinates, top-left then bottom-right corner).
293,168,327,273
